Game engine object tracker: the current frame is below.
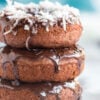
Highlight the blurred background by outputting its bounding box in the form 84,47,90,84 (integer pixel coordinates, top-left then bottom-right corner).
0,0,100,100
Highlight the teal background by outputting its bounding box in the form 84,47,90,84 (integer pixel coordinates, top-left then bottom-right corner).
0,1,100,100
0,0,94,11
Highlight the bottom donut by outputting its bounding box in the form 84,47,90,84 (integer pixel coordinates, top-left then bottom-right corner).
0,80,82,100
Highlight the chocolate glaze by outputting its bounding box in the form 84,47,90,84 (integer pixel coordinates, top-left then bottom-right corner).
1,46,21,86
0,79,14,90
55,95,61,100
0,45,83,86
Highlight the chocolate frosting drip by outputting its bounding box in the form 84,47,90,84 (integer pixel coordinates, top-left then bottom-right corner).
1,46,21,86
56,95,61,100
0,45,83,86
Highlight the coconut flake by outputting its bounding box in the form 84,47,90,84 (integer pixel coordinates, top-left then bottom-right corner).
46,25,49,32
25,36,31,50
24,24,30,31
3,28,12,35
32,27,37,34
0,1,80,35
0,83,14,90
62,16,66,31
64,81,76,89
13,31,17,36
49,85,63,94
40,91,47,97
48,82,52,86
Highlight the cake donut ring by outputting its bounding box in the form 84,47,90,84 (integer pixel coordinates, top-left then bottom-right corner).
0,80,82,100
0,45,85,83
0,1,82,49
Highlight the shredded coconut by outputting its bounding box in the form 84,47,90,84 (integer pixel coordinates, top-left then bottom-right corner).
0,1,80,35
49,81,76,94
64,81,76,89
49,85,63,94
40,91,47,97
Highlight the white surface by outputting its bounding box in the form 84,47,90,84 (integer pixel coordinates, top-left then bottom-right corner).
78,13,100,100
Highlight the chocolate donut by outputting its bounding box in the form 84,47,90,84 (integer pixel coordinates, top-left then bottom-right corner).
0,80,82,100
0,45,85,83
0,1,82,48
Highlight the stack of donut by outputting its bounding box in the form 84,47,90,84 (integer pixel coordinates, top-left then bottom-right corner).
0,1,85,100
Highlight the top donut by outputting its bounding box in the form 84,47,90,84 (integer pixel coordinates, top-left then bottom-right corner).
0,1,83,49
